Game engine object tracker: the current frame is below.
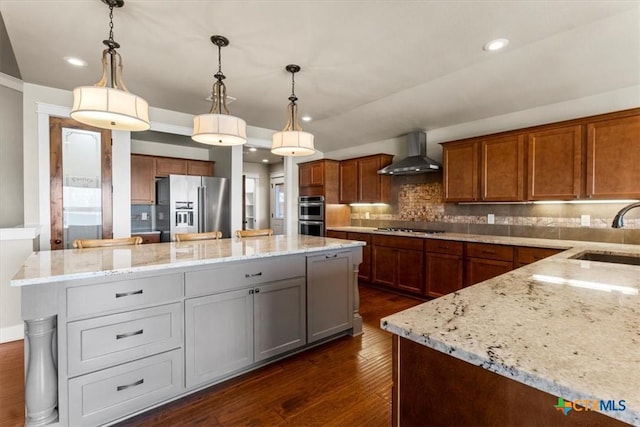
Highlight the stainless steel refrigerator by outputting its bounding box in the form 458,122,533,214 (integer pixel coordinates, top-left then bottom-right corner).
156,175,230,241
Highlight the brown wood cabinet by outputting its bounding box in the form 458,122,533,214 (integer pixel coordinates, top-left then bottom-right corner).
155,157,187,177
131,155,156,205
130,154,215,204
586,114,640,199
339,154,393,204
527,125,582,200
371,235,424,295
465,242,513,286
442,108,639,203
444,135,525,202
392,336,627,427
326,230,347,239
480,134,525,201
443,141,478,202
299,159,340,203
425,240,464,298
515,246,562,268
187,159,215,177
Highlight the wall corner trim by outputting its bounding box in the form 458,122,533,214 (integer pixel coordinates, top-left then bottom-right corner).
0,72,23,92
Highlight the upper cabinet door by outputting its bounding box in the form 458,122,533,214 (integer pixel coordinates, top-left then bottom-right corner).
187,160,215,177
358,156,384,203
527,125,582,200
480,134,525,202
443,141,478,202
586,114,640,199
131,155,155,205
299,161,324,187
339,159,358,203
156,157,187,177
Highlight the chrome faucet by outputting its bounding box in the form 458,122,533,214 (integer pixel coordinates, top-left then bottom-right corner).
611,202,640,228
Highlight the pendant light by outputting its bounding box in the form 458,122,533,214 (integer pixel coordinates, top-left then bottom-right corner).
192,35,247,146
271,65,315,156
71,0,150,131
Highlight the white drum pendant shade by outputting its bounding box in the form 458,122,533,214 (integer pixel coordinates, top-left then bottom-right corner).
71,86,150,131
271,130,315,156
192,113,247,145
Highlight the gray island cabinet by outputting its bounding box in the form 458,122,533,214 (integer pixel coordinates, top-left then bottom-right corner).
12,235,363,427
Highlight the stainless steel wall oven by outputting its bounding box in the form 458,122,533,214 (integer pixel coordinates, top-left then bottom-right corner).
298,196,325,236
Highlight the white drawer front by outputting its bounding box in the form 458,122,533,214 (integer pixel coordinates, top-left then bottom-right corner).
68,349,182,427
67,303,182,376
66,273,183,318
185,255,305,297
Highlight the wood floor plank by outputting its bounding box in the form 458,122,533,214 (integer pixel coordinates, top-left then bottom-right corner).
0,286,422,427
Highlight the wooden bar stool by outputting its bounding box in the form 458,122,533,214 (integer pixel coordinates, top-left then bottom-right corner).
175,231,223,242
72,236,143,249
235,229,273,238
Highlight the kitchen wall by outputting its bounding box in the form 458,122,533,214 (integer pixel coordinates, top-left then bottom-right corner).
0,77,23,227
350,173,640,244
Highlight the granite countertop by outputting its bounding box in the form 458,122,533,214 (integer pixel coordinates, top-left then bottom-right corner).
11,235,364,287
381,243,640,425
131,230,161,235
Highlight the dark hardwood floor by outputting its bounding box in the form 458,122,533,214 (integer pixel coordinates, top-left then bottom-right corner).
0,286,421,427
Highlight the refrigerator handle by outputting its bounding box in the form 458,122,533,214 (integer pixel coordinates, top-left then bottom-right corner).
198,186,205,232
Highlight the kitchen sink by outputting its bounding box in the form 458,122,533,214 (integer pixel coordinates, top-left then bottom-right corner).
570,251,640,266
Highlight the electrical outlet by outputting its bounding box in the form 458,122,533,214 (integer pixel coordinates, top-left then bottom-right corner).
141,212,148,220
487,214,495,224
365,212,370,219
581,214,590,227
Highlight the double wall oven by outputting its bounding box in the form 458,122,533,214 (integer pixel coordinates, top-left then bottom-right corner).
298,196,324,236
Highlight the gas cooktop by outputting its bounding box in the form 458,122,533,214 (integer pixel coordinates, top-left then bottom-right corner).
375,227,444,234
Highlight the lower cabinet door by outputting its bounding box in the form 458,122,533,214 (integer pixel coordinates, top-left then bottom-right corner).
465,258,513,287
254,277,306,362
396,249,424,294
426,253,464,298
371,246,397,287
307,251,354,343
184,288,254,388
68,349,182,427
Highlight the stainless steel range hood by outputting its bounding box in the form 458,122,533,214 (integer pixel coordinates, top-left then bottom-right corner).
377,132,441,175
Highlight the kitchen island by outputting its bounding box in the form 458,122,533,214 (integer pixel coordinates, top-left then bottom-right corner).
11,235,364,426
381,241,640,426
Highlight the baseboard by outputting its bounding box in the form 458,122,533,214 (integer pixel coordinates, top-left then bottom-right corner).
0,324,24,343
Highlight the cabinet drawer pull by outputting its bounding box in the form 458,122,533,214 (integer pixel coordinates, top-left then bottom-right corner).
254,288,260,293
245,272,263,278
115,289,143,298
116,329,144,340
117,378,144,391
438,246,449,250
481,250,496,255
325,254,338,259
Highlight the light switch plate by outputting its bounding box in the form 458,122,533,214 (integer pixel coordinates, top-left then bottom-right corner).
581,214,590,227
487,214,495,224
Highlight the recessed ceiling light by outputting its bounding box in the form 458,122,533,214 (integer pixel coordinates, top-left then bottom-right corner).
262,159,269,163
483,38,509,52
249,147,257,152
64,56,88,67
301,115,312,122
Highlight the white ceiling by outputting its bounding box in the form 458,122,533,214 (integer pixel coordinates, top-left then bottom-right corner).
1,1,639,154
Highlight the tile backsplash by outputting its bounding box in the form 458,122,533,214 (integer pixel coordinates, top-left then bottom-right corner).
350,174,640,244
131,204,155,232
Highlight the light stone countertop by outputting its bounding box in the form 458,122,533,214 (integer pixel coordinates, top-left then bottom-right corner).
380,240,640,425
11,235,364,287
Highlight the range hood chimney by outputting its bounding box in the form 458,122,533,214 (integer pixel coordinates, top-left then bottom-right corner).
377,132,441,175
